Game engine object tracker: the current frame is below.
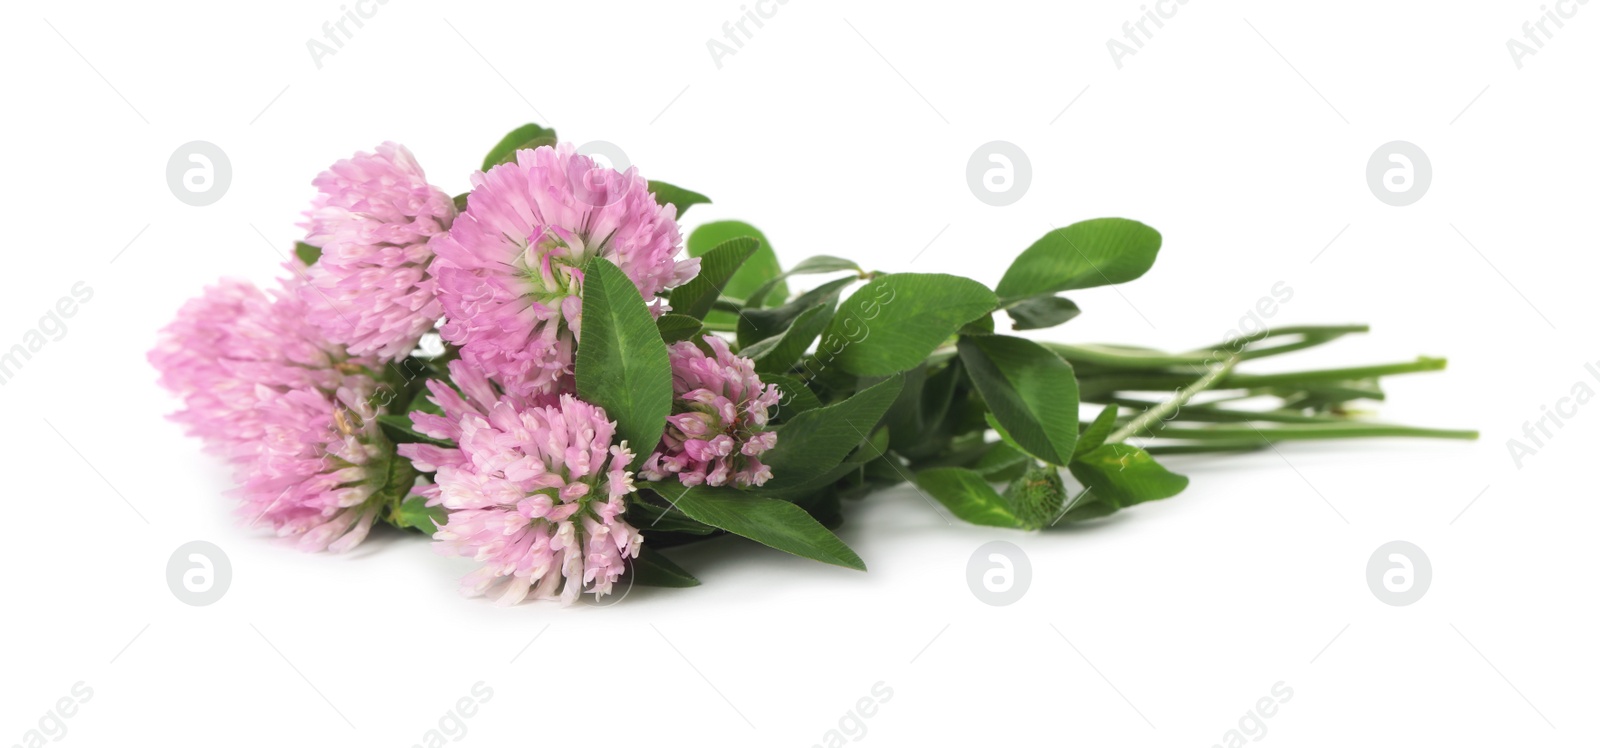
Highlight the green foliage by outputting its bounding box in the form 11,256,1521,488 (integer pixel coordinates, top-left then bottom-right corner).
958,335,1079,465
668,236,759,320
1005,295,1080,330
1062,444,1189,522
647,180,710,216
688,221,786,326
390,495,448,535
738,276,854,347
656,313,703,343
575,258,673,469
628,547,700,587
1073,404,1120,459
656,484,865,570
818,274,996,377
916,467,1027,529
481,123,557,171
294,241,321,266
762,375,904,490
995,218,1162,302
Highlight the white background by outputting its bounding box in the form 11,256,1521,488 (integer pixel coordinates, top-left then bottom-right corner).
1,1,1595,746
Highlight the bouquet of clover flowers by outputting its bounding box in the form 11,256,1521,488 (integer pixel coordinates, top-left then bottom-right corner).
150,123,1477,606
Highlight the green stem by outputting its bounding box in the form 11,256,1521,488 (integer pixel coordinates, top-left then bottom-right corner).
1080,356,1447,395
1099,396,1353,425
1218,357,1448,387
1143,442,1270,456
1188,324,1370,353
1042,342,1215,368
1106,355,1239,444
1042,325,1370,370
1145,423,1480,442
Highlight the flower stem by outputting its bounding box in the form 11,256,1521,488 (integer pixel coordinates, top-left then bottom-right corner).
1144,422,1480,442
1078,356,1448,396
1106,355,1239,444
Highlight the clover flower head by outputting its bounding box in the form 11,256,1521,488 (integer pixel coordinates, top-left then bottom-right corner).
641,335,781,488
152,273,409,552
401,362,643,605
300,142,456,361
430,143,698,398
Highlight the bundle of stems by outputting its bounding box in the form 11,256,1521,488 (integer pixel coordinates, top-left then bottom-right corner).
1042,325,1478,456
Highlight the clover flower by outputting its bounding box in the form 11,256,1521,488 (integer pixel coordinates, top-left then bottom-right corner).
300,142,456,361
401,361,642,605
152,272,411,552
430,143,698,398
641,336,781,488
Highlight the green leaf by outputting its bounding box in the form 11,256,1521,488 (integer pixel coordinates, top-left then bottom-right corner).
791,255,860,274
971,440,1032,479
746,255,863,307
689,221,786,326
1064,444,1189,521
883,364,930,450
656,313,702,343
407,385,445,417
742,302,833,374
1006,295,1080,330
737,276,854,347
995,218,1162,302
376,414,450,446
844,427,891,466
763,375,904,489
958,335,1079,465
628,546,700,587
1073,404,1120,459
647,180,710,216
921,360,963,433
984,412,1028,455
294,241,321,266
481,123,557,171
763,374,823,419
390,495,447,535
658,485,866,570
818,274,997,377
452,192,469,213
628,492,717,535
576,258,674,468
915,467,1026,529
669,236,759,320
961,313,996,335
